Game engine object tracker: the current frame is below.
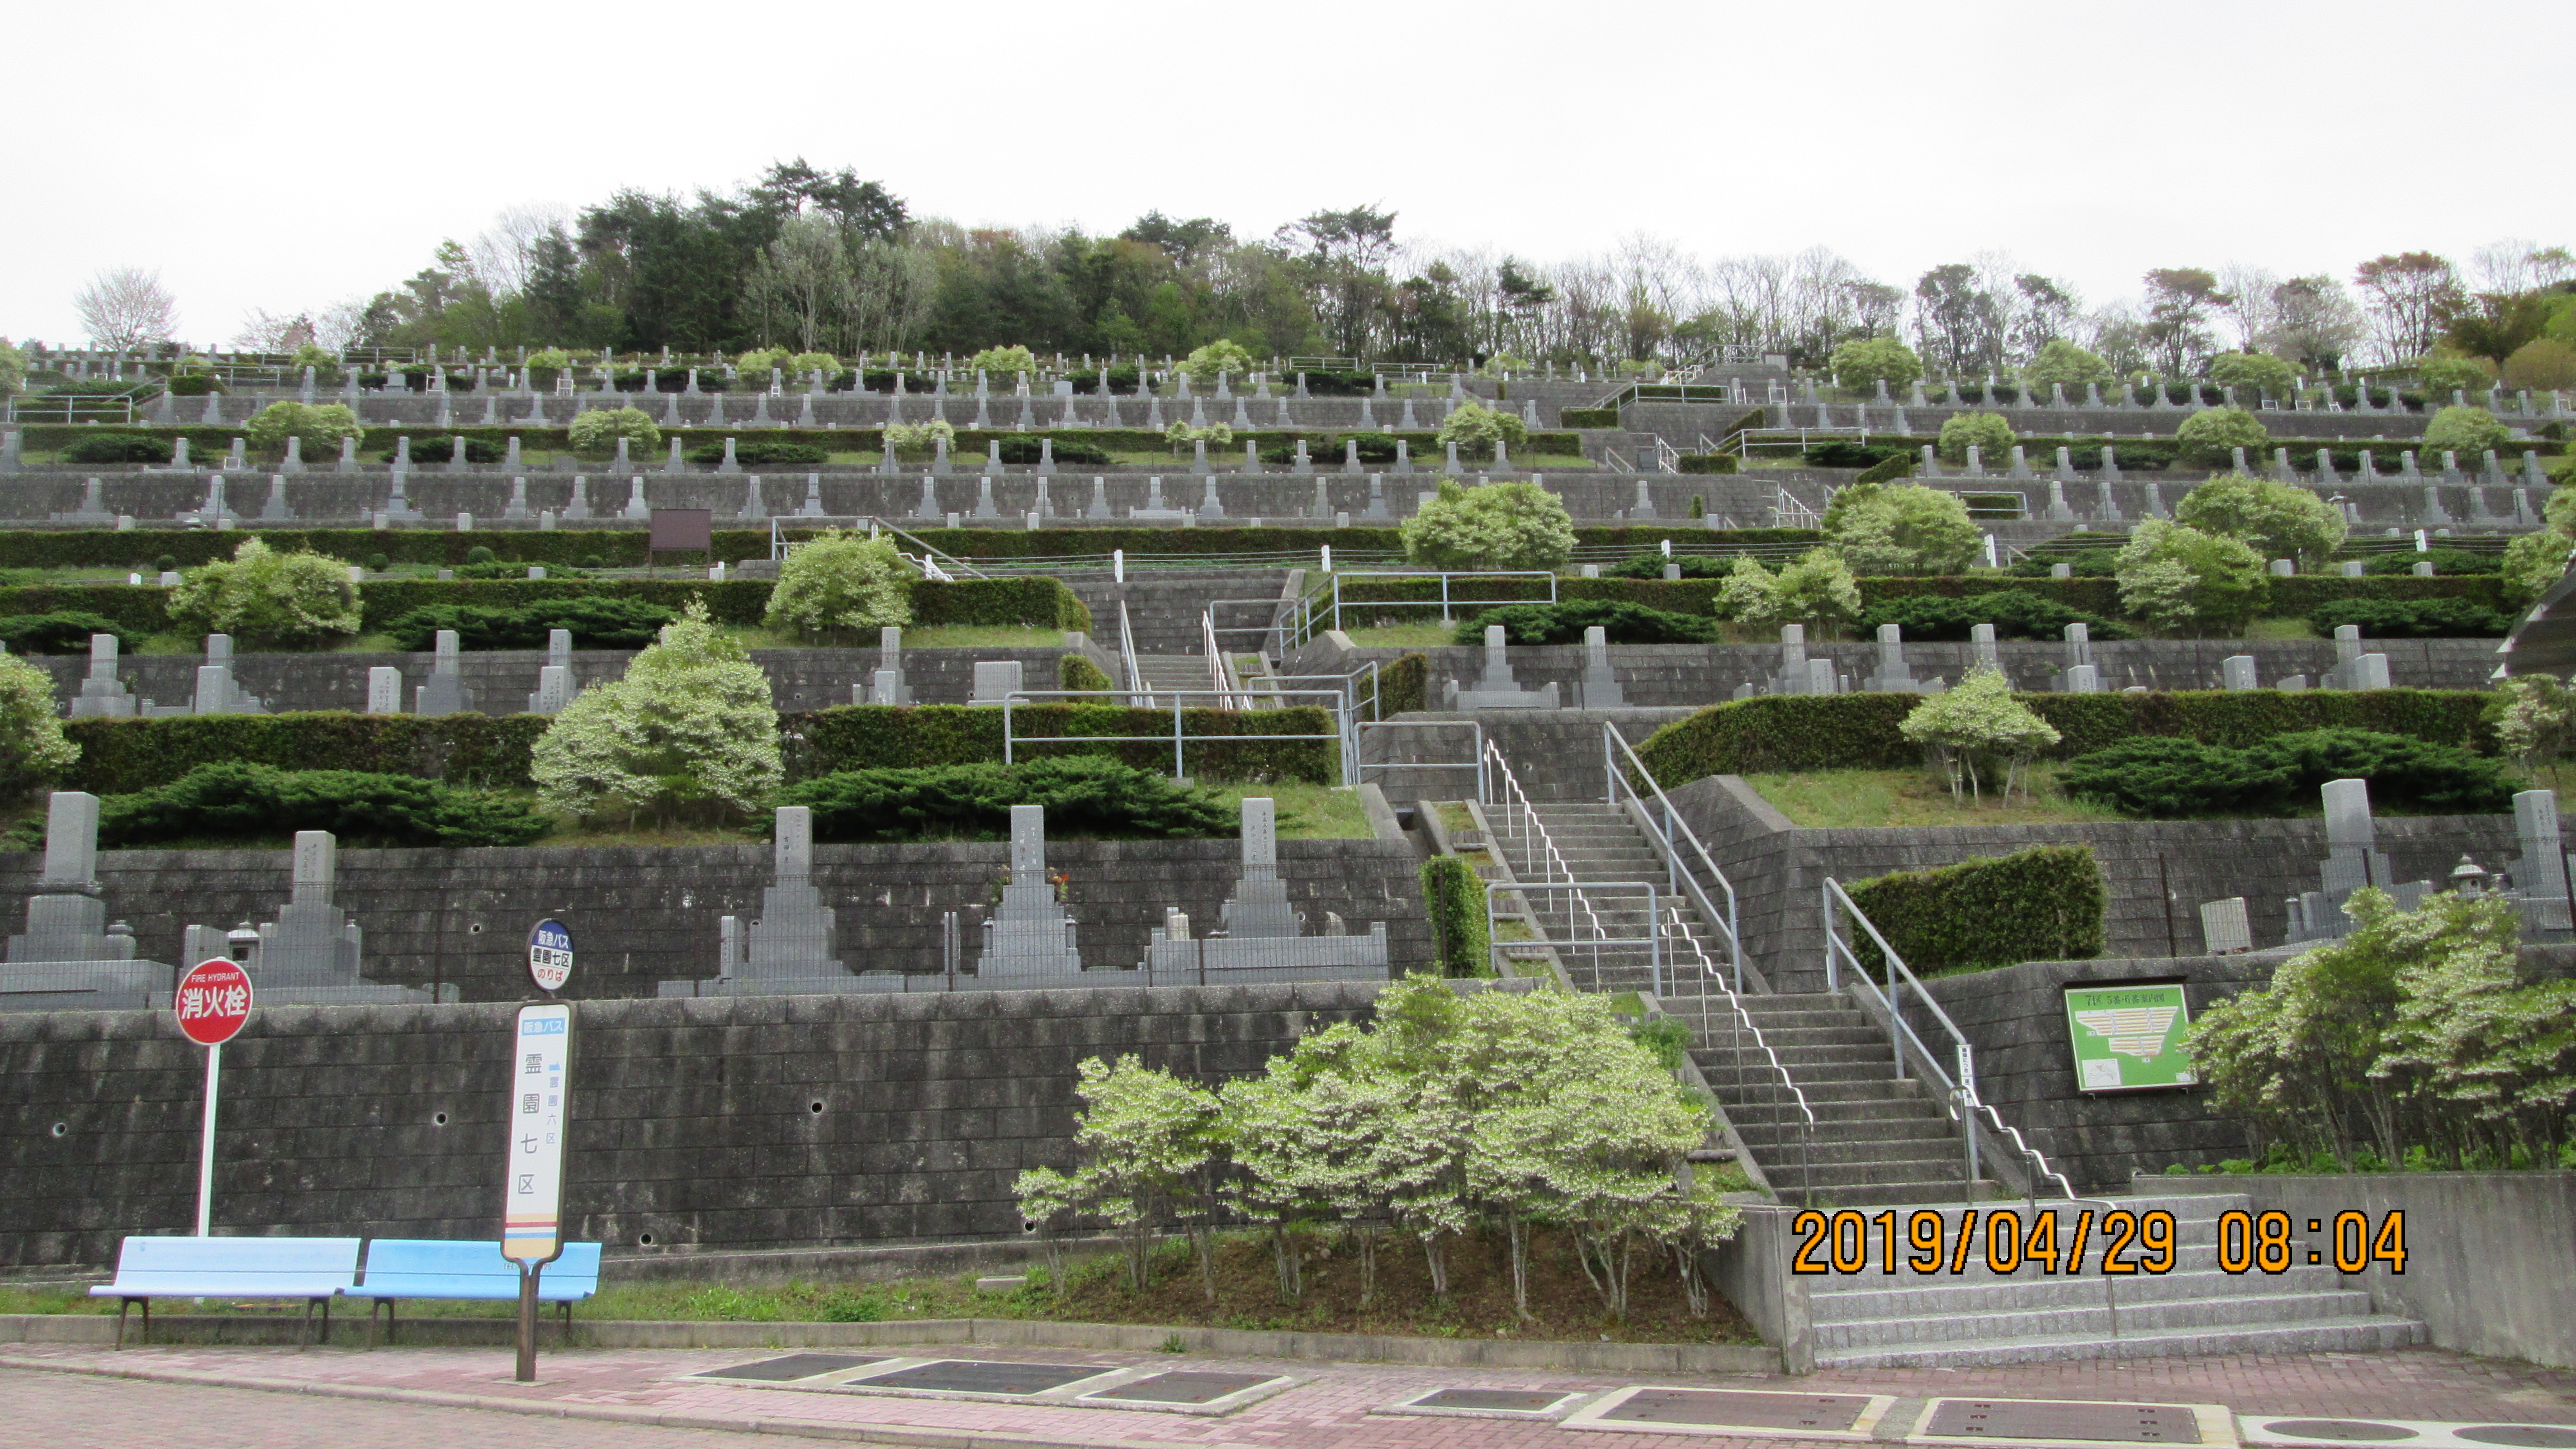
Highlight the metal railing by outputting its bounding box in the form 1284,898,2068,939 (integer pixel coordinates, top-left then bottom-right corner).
1822,877,2073,1201
7,394,145,425
1286,570,1558,651
998,685,1351,782
1479,741,1663,995
1116,600,1147,705
1770,487,1822,528
1355,719,1482,801
1200,609,1250,710
1602,722,1745,992
1661,898,1816,1202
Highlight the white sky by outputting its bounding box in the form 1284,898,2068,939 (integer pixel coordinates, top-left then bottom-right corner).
6,0,2569,348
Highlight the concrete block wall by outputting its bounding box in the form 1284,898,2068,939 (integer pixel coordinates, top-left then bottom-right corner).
0,981,1385,1267
0,839,1433,1000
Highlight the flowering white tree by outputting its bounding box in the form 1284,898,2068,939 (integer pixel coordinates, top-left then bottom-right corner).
1898,665,2061,802
1712,556,1779,623
167,538,362,650
764,531,912,642
72,267,178,350
1012,1054,1218,1294
530,602,782,825
0,652,78,798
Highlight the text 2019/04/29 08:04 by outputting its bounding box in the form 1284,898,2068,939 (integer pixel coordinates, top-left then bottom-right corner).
1789,1208,2409,1277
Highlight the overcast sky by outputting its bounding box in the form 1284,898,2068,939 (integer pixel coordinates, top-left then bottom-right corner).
7,0,2570,348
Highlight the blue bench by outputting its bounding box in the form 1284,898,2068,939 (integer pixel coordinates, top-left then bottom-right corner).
89,1236,362,1347
351,1239,603,1345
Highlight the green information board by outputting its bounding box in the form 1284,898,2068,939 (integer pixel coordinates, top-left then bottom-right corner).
2062,982,2196,1093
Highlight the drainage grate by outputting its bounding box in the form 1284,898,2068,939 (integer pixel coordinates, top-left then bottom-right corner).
1083,1371,1275,1405
692,1354,887,1382
850,1360,1108,1396
1416,1388,1583,1413
1605,1389,1877,1431
2262,1424,2419,1443
1926,1400,2204,1445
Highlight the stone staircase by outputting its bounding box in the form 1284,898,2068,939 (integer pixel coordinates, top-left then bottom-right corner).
1806,1194,2427,1368
1128,653,1214,703
1500,793,2430,1370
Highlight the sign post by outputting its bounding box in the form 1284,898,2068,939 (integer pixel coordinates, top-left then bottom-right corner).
174,959,253,1237
504,920,574,1382
2062,981,2196,1093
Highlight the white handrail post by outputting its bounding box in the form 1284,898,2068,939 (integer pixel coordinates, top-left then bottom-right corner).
1821,882,1838,992
1002,699,1015,765
1958,1043,1981,1190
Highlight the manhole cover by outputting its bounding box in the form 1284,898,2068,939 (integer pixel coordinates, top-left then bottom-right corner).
1415,1388,1577,1413
1606,1389,1876,1431
693,1354,886,1382
1925,1400,2203,1444
2262,1423,2420,1442
2459,1430,2576,1448
1085,1372,1275,1404
854,1360,1107,1395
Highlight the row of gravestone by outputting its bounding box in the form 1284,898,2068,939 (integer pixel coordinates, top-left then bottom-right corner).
1926,443,2554,491
0,791,1389,1012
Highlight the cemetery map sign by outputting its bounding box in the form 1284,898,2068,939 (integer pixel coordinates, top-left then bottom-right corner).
2061,981,2195,1093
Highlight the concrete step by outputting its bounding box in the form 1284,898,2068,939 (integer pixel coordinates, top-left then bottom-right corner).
1815,1265,2345,1321
1727,1115,1953,1147
1812,1314,2427,1370
1817,1287,2386,1351
1770,1179,2018,1208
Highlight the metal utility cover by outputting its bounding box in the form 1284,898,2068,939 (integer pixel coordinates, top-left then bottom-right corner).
2456,1432,2576,1448
2258,1424,2419,1443
1084,1372,1275,1405
1608,1389,1879,1431
1925,1399,2205,1444
693,1354,887,1382
855,1360,1107,1395
2246,1420,2576,1449
1418,1388,1584,1413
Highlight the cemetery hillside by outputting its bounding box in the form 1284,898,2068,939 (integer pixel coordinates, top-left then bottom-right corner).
12,153,2576,1415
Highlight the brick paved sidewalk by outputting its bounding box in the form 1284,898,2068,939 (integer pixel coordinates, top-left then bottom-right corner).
0,1339,2568,1449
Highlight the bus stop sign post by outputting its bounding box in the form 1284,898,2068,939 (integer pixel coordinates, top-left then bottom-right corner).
504,920,574,1381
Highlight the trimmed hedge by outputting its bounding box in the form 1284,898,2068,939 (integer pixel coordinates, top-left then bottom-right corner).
1854,452,1916,485
788,704,1336,783
1379,652,1428,716
1845,845,2105,976
1858,589,2134,642
1632,688,2499,784
775,757,1234,842
1420,854,1491,977
2057,730,2519,818
1060,653,1113,692
1674,453,1740,475
61,712,553,794
51,761,549,849
1560,407,1620,429
0,575,1090,637
1457,600,1720,646
2305,598,2513,638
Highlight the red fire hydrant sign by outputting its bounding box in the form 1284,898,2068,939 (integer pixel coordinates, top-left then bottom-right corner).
175,959,252,1046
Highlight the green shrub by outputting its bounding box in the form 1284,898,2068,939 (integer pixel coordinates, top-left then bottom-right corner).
60,433,171,464
1676,452,1742,475
0,611,146,654
0,652,77,798
764,530,912,641
2359,548,2498,576
385,598,679,650
1061,654,1113,692
686,439,828,466
243,401,362,457
996,434,1111,465
1457,599,1721,646
1805,442,1900,470
62,712,547,794
1560,406,1621,429
2060,729,2520,817
1604,553,1738,580
2115,520,2267,632
1437,400,1529,459
36,761,548,849
964,344,1040,378
1937,411,2014,463
2174,473,2348,569
1631,689,2499,785
2422,406,2512,458
1419,854,1490,978
2502,528,2575,605
2173,405,2270,465
1401,478,1575,571
1827,336,1922,393
2305,598,2513,638
2413,356,2494,400
1379,653,1428,716
1844,845,2104,976
166,538,362,649
1858,590,2132,642
1853,451,1915,485
2208,352,2297,401
776,757,1235,842
1822,482,1979,575
2020,340,2114,391
566,407,661,457
464,546,497,566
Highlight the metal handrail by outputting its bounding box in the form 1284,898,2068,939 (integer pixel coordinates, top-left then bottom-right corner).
1287,570,1560,651
999,685,1349,780
1821,877,2074,1201
1602,722,1745,991
1663,899,1816,1202
768,515,987,579
1116,599,1147,707
1480,740,1663,993
1200,609,1248,711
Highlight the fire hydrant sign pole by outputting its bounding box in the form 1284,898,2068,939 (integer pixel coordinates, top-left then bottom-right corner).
505,918,574,1382
173,959,253,1237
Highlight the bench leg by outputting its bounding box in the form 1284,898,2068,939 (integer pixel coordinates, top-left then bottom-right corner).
556,1299,570,1347
139,1298,150,1347
316,1296,331,1347
113,1299,127,1351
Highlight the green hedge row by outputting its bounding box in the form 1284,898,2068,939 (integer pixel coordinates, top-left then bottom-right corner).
1419,854,1491,977
1633,688,2499,783
1845,844,2106,976
788,704,1337,783
62,713,551,795
14,424,1587,460
0,576,1090,637
1059,654,1113,692
1379,652,1429,716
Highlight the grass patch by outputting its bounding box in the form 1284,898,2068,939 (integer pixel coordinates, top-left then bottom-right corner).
2242,617,2322,641
1201,782,1372,839
1744,766,2132,828
1342,623,1457,647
